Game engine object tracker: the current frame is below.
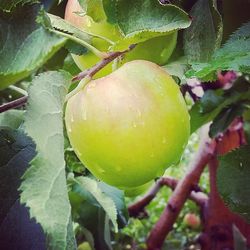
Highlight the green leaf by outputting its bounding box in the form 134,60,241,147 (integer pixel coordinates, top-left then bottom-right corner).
217,145,250,223
74,177,118,232
20,71,76,250
0,110,24,129
103,0,191,50
46,13,92,43
0,0,38,12
0,5,66,90
69,177,127,249
209,104,245,138
162,57,188,84
0,128,36,224
190,77,250,133
183,0,223,62
186,22,250,80
0,200,46,249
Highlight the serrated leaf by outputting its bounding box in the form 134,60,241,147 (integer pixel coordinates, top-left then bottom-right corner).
0,5,66,90
46,13,92,42
74,177,118,232
0,0,38,12
186,22,250,80
69,177,127,250
217,145,250,222
0,110,24,129
20,71,76,250
103,0,191,50
183,0,223,62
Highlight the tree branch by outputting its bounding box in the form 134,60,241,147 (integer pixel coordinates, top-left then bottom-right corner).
72,44,136,82
146,126,216,250
128,177,207,218
0,96,28,113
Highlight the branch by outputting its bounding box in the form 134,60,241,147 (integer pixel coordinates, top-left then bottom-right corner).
72,44,136,82
128,177,207,218
0,96,28,113
146,126,216,250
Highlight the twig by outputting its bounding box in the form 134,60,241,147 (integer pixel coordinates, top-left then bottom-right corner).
146,126,216,250
0,96,28,113
128,177,207,218
72,44,136,82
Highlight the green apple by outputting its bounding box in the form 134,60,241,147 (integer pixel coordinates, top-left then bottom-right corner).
65,0,177,78
65,60,190,189
124,180,153,197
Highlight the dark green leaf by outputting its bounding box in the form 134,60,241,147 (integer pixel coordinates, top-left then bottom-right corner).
0,5,66,90
186,22,250,80
217,145,250,222
0,127,36,224
0,200,46,250
0,0,38,12
103,0,191,50
209,104,245,138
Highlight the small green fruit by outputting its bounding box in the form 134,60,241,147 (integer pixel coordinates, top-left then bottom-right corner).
65,60,190,189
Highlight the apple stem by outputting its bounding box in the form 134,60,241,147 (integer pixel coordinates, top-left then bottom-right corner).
65,76,91,101
51,29,108,59
72,44,136,82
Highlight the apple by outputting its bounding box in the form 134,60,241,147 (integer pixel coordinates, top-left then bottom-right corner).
183,213,201,229
124,180,153,197
78,242,91,250
64,0,177,78
65,60,190,189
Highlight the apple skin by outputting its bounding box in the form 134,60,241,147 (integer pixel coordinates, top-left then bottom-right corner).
65,60,190,189
124,180,153,197
65,0,177,78
183,213,201,229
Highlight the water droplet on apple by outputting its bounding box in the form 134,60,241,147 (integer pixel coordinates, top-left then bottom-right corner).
133,122,137,128
162,137,167,144
150,153,155,158
71,116,74,122
82,109,87,121
137,109,142,117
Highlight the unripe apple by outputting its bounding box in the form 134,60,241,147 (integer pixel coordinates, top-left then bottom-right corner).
124,180,153,197
183,213,201,229
65,60,190,189
65,0,177,78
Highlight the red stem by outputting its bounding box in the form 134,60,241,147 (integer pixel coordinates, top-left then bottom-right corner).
146,127,215,250
0,96,28,113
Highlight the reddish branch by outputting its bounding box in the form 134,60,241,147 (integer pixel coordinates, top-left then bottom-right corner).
128,177,207,218
146,127,216,250
72,44,136,82
0,96,28,113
